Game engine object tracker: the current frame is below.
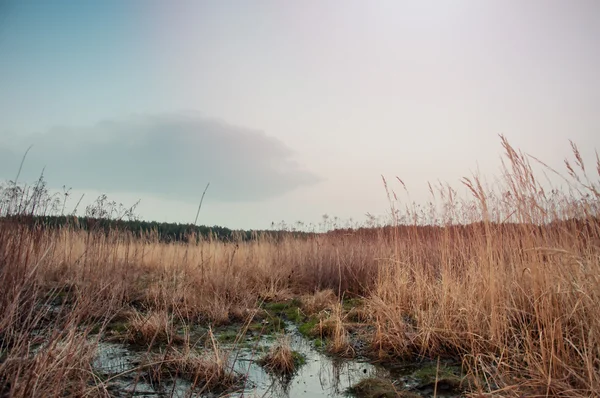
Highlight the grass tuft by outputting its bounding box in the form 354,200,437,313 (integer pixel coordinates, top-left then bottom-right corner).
124,310,181,346
146,346,242,393
258,335,305,376
348,377,420,398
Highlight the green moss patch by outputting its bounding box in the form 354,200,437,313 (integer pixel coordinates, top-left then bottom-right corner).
348,377,423,398
412,363,463,393
297,317,319,337
249,317,285,335
264,299,303,323
216,329,239,343
313,338,326,349
348,377,399,398
342,297,364,311
291,351,306,367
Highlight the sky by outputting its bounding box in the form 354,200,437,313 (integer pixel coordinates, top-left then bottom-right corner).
0,0,599,229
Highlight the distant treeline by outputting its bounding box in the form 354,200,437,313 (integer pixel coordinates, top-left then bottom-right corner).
327,216,599,243
0,215,314,242
2,214,597,245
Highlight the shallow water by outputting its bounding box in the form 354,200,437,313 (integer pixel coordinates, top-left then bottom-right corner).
92,323,463,397
228,325,388,398
92,342,160,396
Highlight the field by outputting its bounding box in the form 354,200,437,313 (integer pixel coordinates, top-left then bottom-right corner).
1,138,599,397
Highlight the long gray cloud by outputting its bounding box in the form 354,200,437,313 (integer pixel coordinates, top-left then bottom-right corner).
0,114,321,202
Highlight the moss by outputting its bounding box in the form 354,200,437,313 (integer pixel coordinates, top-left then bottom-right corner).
412,364,463,393
412,364,459,383
216,329,239,343
298,317,319,337
291,351,306,367
264,302,289,312
284,306,304,323
108,320,129,334
264,299,300,312
348,377,422,398
249,317,284,335
347,377,398,398
314,338,326,349
342,297,364,311
258,299,310,330
88,323,102,335
264,299,303,323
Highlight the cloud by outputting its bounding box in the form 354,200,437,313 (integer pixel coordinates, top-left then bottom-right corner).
0,113,321,202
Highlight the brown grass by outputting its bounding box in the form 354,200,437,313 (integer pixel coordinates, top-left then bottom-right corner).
316,303,354,356
300,288,338,315
145,345,242,393
0,333,99,397
348,377,420,398
124,309,181,346
1,136,599,396
258,335,301,376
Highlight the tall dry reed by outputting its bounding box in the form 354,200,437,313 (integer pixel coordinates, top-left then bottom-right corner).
0,136,597,396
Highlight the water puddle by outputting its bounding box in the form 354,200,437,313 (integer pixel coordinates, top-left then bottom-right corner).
92,323,463,397
92,342,159,396
228,325,387,397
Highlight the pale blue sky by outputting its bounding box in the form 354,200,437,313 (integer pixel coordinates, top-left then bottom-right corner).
1,1,599,228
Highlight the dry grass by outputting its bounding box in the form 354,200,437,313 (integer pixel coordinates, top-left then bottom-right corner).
0,333,100,397
300,288,338,316
146,345,242,393
125,309,181,346
258,335,303,376
0,136,599,396
316,303,354,356
346,305,371,323
348,377,420,398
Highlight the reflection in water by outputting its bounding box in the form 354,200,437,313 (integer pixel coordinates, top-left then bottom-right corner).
93,325,384,398
228,325,386,398
92,323,461,397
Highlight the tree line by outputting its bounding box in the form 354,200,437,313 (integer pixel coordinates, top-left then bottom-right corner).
1,214,313,243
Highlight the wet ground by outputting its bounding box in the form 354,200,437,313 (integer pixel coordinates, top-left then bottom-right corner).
92,321,465,397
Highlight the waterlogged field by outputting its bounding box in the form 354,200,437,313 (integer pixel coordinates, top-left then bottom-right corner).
1,140,599,397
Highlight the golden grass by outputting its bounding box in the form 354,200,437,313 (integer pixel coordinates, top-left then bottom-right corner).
314,303,354,356
125,309,180,346
1,136,599,396
348,377,419,398
146,346,241,393
258,335,300,376
0,333,99,397
300,288,338,316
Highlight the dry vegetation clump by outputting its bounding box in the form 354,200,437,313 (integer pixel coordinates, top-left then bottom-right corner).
314,304,354,356
0,333,99,397
368,296,415,359
124,310,181,346
300,288,338,316
146,345,242,393
346,305,372,324
258,335,304,376
348,377,420,398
